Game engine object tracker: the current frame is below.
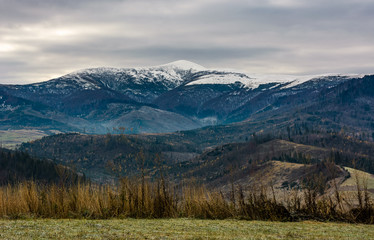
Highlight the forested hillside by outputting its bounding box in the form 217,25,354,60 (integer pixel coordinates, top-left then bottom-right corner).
0,148,85,185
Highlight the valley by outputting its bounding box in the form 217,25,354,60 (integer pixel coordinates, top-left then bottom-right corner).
0,61,374,224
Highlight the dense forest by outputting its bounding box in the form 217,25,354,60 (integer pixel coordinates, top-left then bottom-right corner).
0,148,85,185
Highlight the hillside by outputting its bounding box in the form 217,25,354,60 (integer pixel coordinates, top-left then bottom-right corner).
19,132,374,189
19,133,199,182
0,148,84,185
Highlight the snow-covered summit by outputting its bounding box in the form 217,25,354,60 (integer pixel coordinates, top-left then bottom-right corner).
31,61,368,96
66,60,205,76
51,61,202,90
156,60,206,72
39,60,209,102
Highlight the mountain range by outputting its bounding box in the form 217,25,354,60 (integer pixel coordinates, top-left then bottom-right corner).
0,60,373,138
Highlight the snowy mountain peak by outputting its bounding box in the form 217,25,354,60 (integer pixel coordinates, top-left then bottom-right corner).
157,60,206,72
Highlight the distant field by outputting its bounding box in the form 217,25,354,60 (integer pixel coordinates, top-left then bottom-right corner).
0,130,47,149
343,167,374,190
340,167,374,200
0,219,373,239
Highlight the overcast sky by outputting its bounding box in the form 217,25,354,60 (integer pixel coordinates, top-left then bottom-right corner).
1,0,374,84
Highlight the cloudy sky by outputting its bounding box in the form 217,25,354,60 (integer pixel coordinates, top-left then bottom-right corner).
1,0,374,84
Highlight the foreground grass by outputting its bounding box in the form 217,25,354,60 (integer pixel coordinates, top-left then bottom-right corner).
0,219,373,240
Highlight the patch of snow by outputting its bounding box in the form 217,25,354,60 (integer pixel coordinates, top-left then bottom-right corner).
198,116,218,125
186,72,367,90
186,73,258,88
269,83,281,89
279,73,366,89
0,103,17,111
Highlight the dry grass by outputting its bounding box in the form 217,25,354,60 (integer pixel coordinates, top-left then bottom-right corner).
0,218,373,239
0,177,373,223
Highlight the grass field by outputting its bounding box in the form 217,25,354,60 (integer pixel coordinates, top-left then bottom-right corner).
0,130,47,149
0,219,373,239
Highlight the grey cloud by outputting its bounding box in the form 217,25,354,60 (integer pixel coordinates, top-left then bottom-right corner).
0,0,373,84
120,47,284,63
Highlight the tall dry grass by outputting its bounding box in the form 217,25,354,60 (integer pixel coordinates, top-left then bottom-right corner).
0,178,372,223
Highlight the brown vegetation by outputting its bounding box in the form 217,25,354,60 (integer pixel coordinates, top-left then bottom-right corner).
0,176,372,223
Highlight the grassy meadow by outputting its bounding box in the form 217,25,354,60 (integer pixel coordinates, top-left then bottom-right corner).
0,218,373,240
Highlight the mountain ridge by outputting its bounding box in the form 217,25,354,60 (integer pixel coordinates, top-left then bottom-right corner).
0,60,373,138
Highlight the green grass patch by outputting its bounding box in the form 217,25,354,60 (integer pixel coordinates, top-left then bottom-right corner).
0,219,373,239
